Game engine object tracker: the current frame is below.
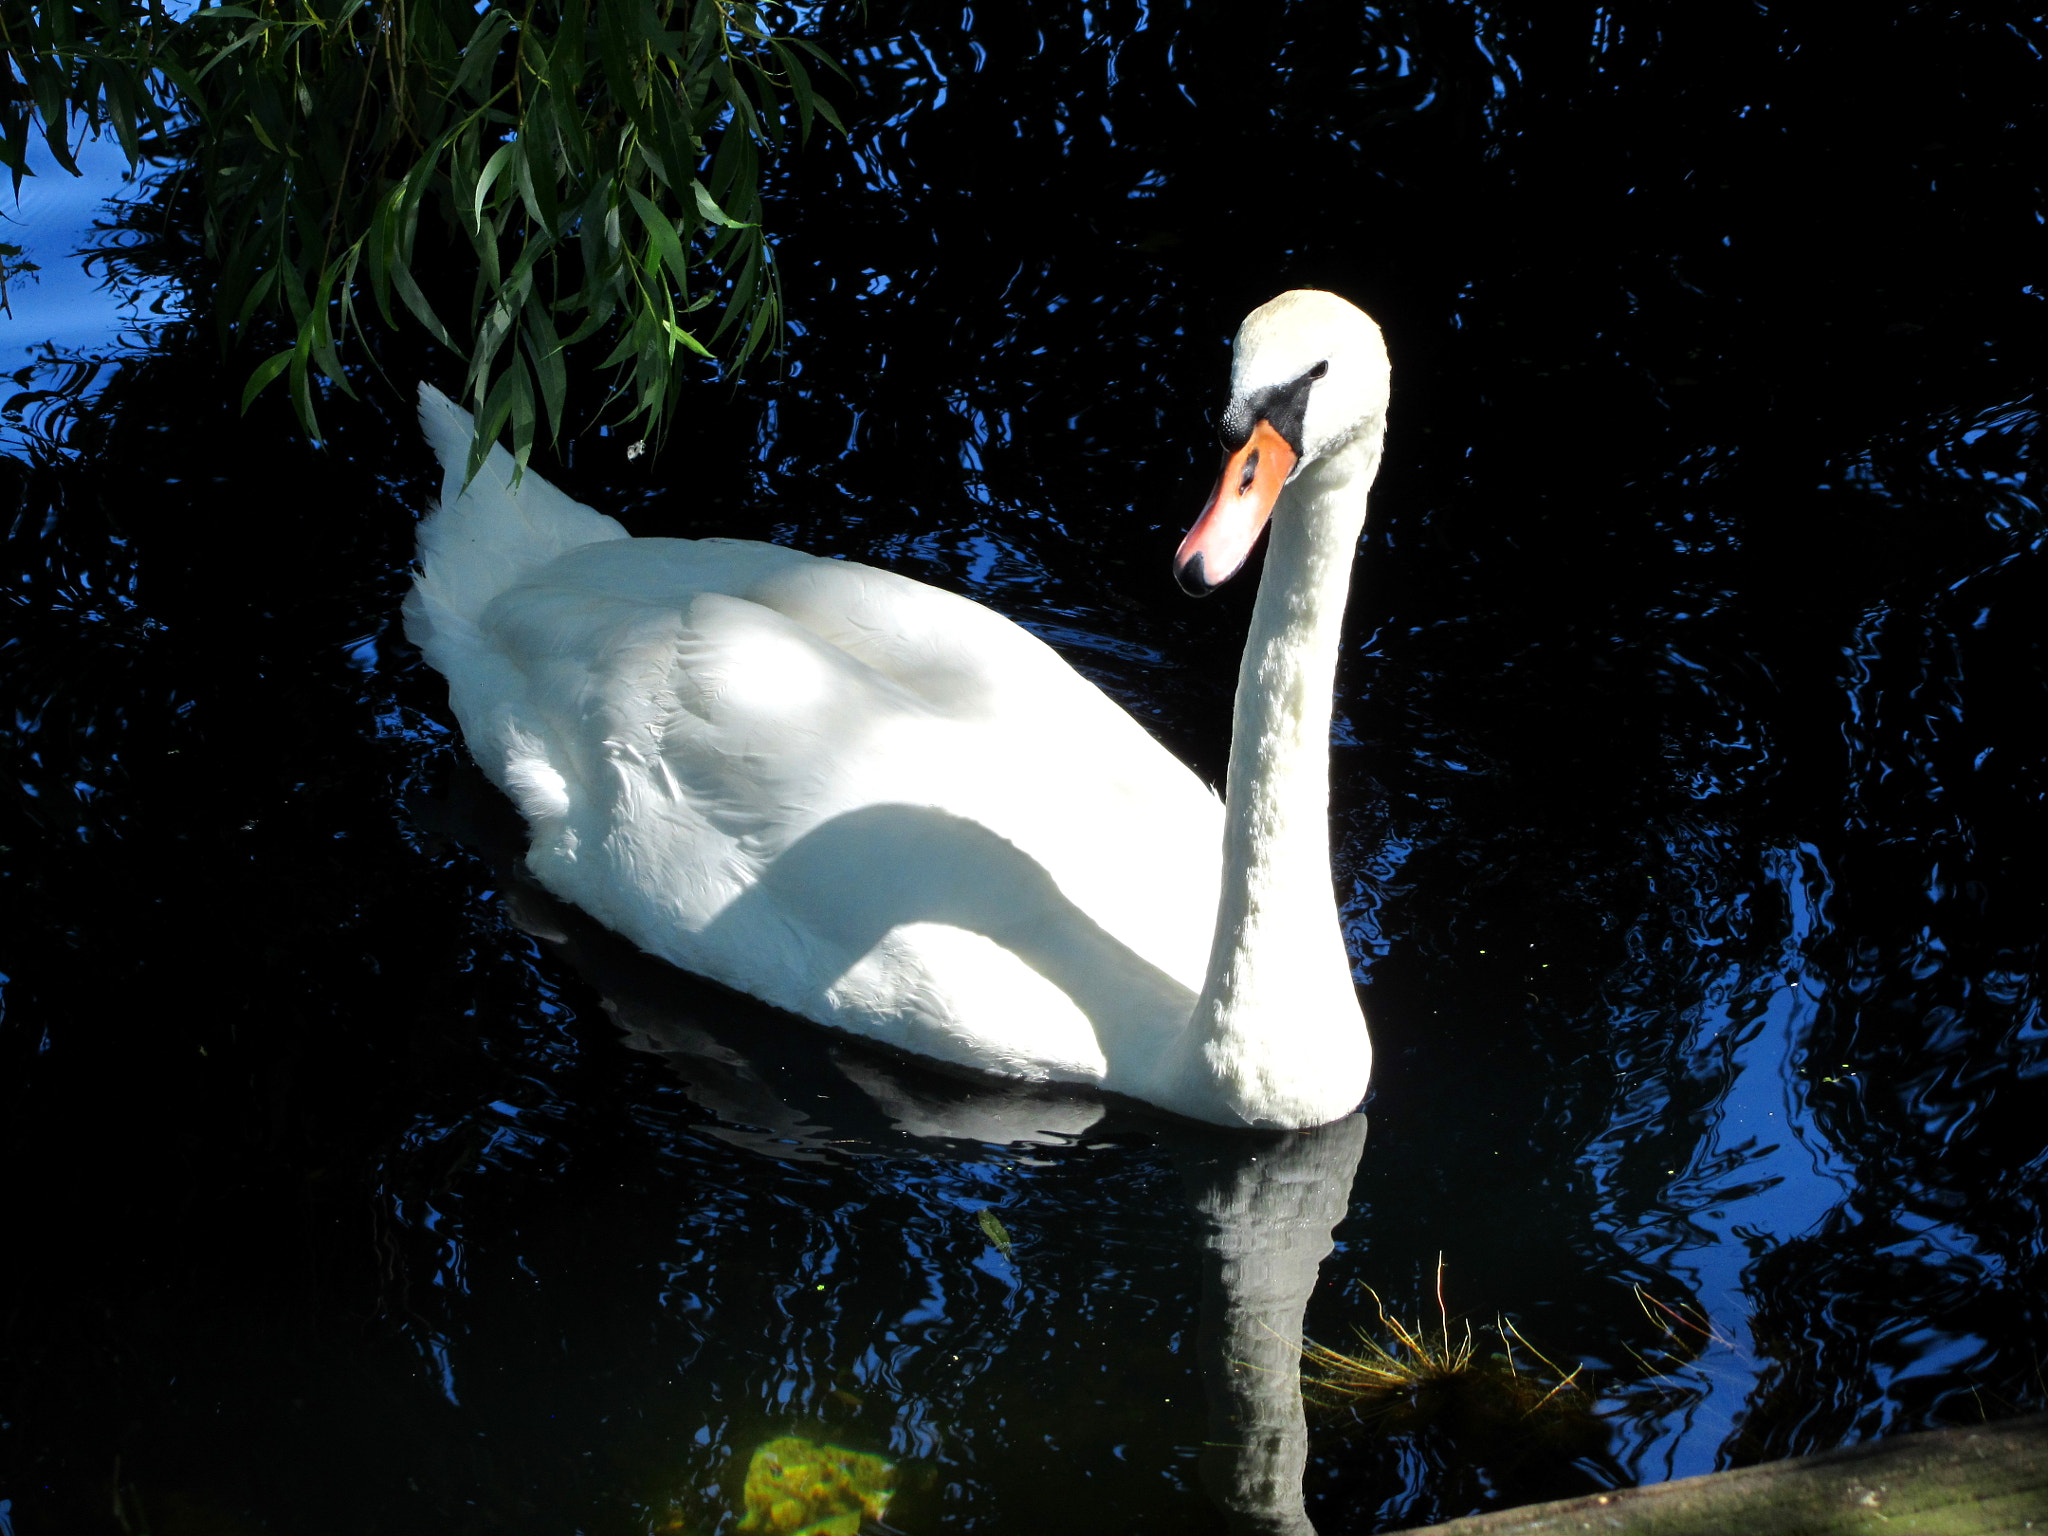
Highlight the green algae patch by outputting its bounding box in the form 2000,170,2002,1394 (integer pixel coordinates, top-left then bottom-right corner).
735,1436,897,1536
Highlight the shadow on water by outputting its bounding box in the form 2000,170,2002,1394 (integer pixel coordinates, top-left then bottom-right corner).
1,2,2045,1533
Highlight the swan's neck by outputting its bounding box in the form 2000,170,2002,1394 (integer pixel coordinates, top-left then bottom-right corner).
1176,433,1380,1128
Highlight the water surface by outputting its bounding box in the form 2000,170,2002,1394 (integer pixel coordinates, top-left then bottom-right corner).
1,5,2043,1533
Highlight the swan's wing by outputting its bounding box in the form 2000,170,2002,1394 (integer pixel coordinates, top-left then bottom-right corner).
482,535,1213,834
469,536,1223,1025
523,534,1211,811
537,536,1139,727
477,566,927,864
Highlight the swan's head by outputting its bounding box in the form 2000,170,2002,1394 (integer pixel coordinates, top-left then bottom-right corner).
1174,290,1389,596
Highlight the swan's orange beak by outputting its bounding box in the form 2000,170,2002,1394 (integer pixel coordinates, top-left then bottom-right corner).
1173,419,1296,596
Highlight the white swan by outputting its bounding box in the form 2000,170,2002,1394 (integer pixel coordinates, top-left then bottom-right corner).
405,289,1387,1129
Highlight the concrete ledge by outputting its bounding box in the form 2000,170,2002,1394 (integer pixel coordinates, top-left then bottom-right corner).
1390,1413,2048,1534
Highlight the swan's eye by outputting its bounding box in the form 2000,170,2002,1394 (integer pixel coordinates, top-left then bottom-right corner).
1239,448,1260,496
1308,360,1329,381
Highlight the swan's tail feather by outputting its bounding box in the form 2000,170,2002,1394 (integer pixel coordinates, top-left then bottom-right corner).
406,385,628,829
406,383,630,652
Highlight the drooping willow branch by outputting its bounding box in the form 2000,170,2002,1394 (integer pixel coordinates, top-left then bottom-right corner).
0,0,843,473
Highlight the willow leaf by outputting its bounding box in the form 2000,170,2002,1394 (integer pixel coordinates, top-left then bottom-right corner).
6,0,846,467
772,44,816,141
390,260,457,350
472,139,519,231
662,318,713,359
626,185,692,291
307,263,354,390
514,129,558,232
523,305,568,440
286,323,320,437
450,8,514,103
689,178,748,230
240,347,294,412
597,310,649,371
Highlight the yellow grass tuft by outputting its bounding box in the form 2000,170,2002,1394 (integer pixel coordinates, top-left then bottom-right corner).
1302,1257,1606,1459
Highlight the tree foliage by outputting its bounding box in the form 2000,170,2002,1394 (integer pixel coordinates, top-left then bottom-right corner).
0,0,842,472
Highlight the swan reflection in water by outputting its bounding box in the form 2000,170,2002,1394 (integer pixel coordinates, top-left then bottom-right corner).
498,873,1363,1536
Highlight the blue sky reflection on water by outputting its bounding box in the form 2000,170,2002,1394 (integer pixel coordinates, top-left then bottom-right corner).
1622,897,1862,1481
2,131,186,453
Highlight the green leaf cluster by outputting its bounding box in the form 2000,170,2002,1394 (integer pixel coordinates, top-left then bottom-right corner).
1,0,843,473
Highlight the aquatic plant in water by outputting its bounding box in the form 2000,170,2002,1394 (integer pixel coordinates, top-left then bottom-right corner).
735,1436,896,1536
1303,1262,1606,1465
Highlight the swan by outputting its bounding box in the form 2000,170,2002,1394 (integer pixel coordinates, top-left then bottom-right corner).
405,288,1387,1129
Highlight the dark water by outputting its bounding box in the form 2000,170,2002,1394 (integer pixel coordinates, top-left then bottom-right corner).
3,4,2045,1533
